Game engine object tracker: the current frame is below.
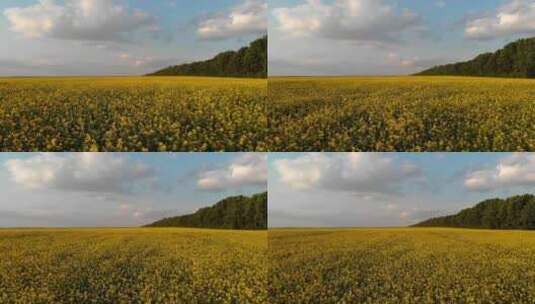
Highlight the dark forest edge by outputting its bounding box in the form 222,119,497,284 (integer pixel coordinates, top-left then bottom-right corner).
148,36,267,78
414,194,535,230
145,192,267,230
416,37,535,78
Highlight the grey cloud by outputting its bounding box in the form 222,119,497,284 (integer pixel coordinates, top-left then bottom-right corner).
0,210,78,227
197,153,267,191
5,153,157,195
269,209,396,227
269,58,360,76
272,0,423,45
0,56,181,76
464,0,535,40
274,153,423,195
406,209,450,222
198,0,267,40
465,154,535,192
4,0,157,42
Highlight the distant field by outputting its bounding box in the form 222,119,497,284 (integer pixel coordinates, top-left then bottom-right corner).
268,76,535,151
269,228,535,303
0,77,267,152
0,228,267,303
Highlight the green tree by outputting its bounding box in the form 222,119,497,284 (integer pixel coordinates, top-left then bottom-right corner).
146,192,267,230
148,36,267,78
417,37,535,78
415,194,535,230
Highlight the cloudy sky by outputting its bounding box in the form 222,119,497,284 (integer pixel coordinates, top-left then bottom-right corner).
269,153,535,227
269,0,535,75
0,153,267,227
0,0,267,76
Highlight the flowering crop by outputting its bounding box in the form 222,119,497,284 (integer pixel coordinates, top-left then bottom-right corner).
268,76,535,151
0,77,267,152
269,228,535,303
0,228,267,303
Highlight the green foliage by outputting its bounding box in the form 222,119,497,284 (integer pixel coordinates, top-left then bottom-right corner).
269,228,535,303
146,192,267,230
268,76,535,151
149,36,267,78
0,228,267,303
415,194,535,229
0,77,268,152
417,37,535,78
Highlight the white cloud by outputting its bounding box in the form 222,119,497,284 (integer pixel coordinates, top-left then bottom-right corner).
387,52,417,68
465,0,535,40
399,211,410,220
465,153,535,191
384,203,399,211
384,53,449,70
118,53,158,68
197,153,267,191
5,153,155,194
436,1,446,8
4,0,155,42
272,0,422,44
198,0,267,40
274,153,422,194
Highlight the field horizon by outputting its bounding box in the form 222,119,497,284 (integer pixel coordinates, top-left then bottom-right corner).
269,226,535,231
0,227,267,231
269,75,534,80
0,75,264,80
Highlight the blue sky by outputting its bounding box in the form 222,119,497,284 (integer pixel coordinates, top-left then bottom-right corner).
4,152,534,228
0,153,267,227
269,153,535,227
269,0,535,75
0,0,266,76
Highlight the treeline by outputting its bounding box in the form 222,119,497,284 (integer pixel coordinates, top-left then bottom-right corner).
417,37,535,78
146,192,267,230
414,194,535,230
148,36,267,78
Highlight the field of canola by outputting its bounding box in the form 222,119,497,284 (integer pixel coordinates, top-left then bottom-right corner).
268,76,535,151
0,77,267,152
0,228,267,304
269,228,535,304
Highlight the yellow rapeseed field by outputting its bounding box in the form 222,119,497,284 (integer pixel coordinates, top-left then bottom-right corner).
0,77,267,152
268,76,535,151
0,228,267,304
269,228,535,304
